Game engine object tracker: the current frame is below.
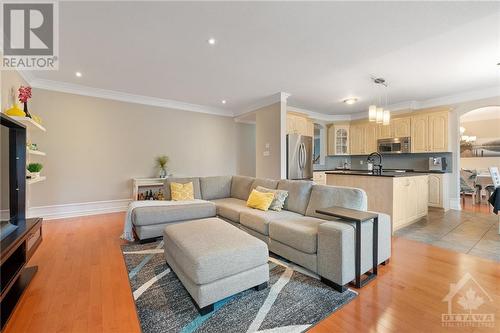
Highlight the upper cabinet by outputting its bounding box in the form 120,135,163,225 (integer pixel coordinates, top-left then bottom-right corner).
411,110,449,152
378,121,392,139
393,117,411,137
350,123,366,155
327,124,350,155
365,123,378,154
287,113,313,137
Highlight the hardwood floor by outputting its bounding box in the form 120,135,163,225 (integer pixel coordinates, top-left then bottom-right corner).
4,212,500,333
462,195,494,215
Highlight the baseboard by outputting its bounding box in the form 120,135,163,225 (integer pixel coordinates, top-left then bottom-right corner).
28,199,132,220
449,198,462,211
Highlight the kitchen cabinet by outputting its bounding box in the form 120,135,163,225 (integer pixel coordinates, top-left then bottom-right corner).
392,175,429,230
411,111,449,152
327,173,429,232
428,173,449,210
378,122,392,139
287,114,308,136
313,171,326,185
349,123,365,155
328,124,349,155
428,112,448,152
364,123,378,154
393,117,411,137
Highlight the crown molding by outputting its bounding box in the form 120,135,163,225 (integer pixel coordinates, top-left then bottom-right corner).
287,106,352,122
234,92,291,116
28,78,234,117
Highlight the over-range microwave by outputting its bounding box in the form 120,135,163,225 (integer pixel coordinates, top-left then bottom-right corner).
377,137,411,154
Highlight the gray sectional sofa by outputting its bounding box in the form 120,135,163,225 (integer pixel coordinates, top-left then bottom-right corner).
132,175,391,291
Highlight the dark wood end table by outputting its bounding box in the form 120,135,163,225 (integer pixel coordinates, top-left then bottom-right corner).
316,206,379,288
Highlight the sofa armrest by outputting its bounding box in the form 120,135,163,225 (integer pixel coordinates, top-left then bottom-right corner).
317,211,392,286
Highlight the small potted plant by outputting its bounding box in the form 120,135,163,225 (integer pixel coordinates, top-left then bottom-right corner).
156,155,169,178
27,163,43,179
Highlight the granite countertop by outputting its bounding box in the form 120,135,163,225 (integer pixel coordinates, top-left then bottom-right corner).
324,170,431,177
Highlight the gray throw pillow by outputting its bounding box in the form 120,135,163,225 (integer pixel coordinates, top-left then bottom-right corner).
256,186,288,211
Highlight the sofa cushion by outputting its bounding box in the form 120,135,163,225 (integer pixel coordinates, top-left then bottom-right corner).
255,186,288,211
170,182,194,201
164,177,202,200
251,178,279,191
269,216,327,254
132,201,216,226
246,189,275,211
199,176,232,200
240,209,302,236
211,197,254,222
277,180,313,215
230,175,255,200
305,184,368,219
163,218,268,285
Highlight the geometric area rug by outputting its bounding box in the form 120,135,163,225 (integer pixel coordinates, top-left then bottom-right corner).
121,241,357,333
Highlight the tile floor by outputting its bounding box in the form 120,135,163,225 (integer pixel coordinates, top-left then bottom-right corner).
395,209,500,262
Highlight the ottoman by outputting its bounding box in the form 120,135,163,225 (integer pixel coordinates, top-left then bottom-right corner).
163,217,269,314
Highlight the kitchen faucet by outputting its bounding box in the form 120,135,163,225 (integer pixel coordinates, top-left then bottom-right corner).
367,152,383,175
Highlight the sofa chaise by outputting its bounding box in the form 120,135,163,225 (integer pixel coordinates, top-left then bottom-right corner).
131,175,391,291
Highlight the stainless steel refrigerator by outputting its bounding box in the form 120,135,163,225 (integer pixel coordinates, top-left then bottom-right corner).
287,134,313,180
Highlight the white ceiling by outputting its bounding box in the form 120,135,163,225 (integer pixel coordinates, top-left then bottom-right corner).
460,106,500,122
27,1,500,116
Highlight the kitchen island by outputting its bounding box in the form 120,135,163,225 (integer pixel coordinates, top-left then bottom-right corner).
326,171,429,232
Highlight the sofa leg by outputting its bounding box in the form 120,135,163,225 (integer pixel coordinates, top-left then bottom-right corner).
198,303,214,316
320,277,347,293
254,282,268,291
381,259,390,265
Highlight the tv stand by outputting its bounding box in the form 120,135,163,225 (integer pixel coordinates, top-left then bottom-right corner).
0,218,42,330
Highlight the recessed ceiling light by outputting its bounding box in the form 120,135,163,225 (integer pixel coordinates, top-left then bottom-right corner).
221,100,227,104
208,38,216,45
75,72,82,77
343,98,358,105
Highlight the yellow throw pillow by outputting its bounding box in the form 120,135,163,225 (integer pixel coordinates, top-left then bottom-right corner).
170,182,194,201
246,189,275,211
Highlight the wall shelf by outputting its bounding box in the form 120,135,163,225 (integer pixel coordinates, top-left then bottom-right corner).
27,177,46,185
10,117,46,132
27,149,46,156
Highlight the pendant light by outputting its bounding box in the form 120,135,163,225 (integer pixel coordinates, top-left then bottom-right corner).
368,77,391,125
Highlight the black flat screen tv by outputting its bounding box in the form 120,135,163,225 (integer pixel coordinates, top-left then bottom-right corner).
0,113,26,240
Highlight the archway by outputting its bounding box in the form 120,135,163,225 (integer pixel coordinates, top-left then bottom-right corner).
452,101,500,211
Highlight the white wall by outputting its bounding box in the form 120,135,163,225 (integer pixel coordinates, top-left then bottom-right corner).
255,102,284,179
1,70,256,208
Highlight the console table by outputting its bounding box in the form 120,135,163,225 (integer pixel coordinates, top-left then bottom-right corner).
316,206,378,288
131,177,169,200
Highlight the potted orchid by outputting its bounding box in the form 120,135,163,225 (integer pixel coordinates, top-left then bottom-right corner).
18,86,32,118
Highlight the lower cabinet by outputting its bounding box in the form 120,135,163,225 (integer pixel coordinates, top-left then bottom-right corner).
428,173,449,210
313,172,326,185
393,176,429,230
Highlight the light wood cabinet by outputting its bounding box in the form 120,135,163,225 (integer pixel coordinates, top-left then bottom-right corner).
428,173,449,210
393,117,411,137
350,123,365,155
287,113,310,136
378,122,392,139
365,123,378,154
328,124,349,155
327,173,429,233
411,114,429,153
313,171,326,185
411,111,449,152
393,175,429,230
428,112,448,152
